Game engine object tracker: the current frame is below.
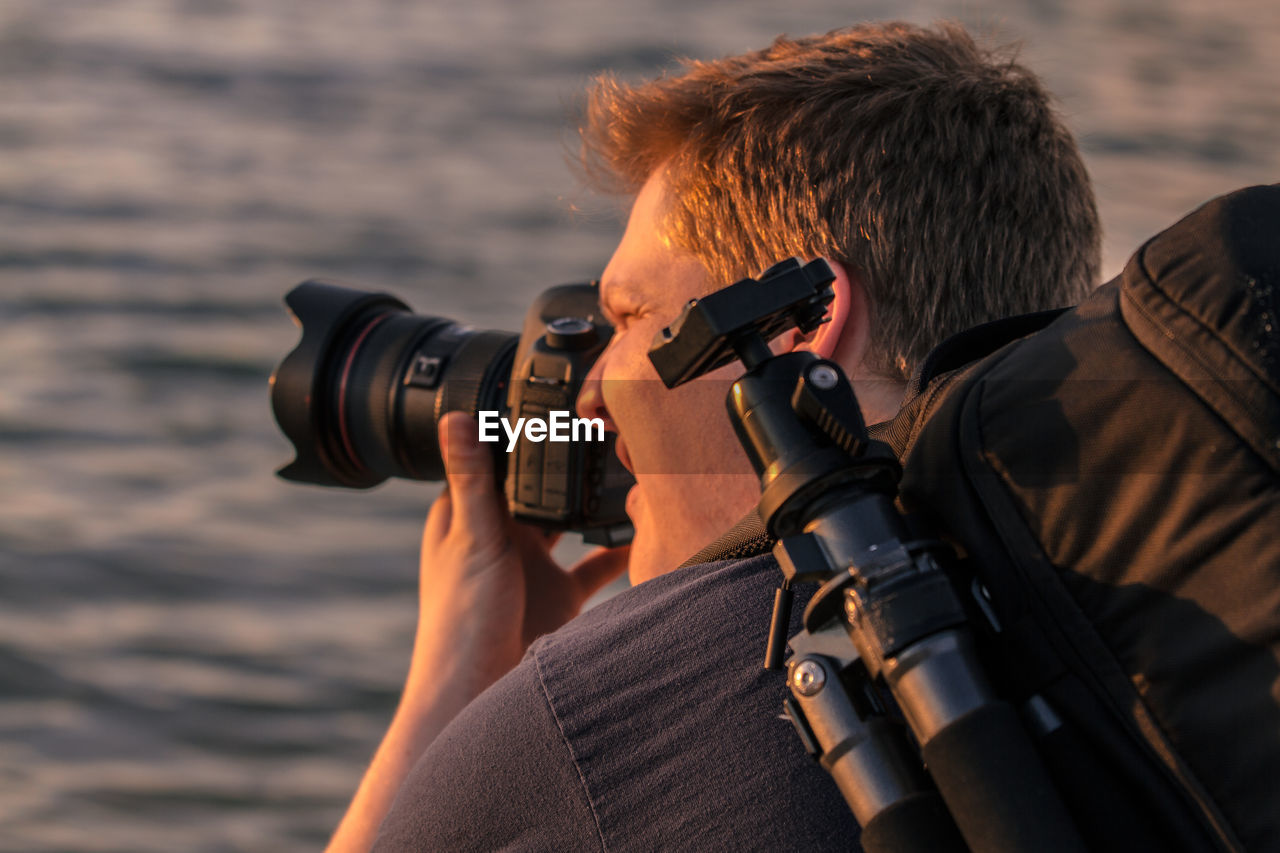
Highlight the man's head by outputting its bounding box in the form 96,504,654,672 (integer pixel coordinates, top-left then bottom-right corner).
580,21,1100,379
575,22,1101,581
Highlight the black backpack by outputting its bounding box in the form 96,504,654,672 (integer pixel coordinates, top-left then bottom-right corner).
882,183,1280,851
691,184,1280,851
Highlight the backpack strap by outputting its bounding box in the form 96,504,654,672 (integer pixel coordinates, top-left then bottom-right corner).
911,308,1070,394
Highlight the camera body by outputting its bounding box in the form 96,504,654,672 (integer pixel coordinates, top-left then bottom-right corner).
270,279,633,546
504,284,631,542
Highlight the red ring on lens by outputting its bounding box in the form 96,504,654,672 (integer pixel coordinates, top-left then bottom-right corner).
337,313,392,474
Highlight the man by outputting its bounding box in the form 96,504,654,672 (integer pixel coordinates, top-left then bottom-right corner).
330,21,1100,851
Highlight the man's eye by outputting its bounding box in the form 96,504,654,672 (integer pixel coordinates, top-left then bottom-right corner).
603,301,648,330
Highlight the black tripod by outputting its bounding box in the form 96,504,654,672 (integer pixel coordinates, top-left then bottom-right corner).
648,258,1086,853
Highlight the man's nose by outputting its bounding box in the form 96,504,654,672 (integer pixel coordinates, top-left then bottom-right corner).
575,350,612,427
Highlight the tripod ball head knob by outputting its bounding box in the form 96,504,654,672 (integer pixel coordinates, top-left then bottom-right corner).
808,364,840,390
648,258,836,388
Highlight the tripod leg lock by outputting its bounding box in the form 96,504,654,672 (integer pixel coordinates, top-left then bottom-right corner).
782,651,968,851
844,559,968,677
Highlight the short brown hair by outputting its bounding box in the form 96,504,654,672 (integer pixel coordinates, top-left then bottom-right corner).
579,22,1100,380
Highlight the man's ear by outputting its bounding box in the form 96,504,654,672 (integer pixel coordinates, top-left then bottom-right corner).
786,257,859,360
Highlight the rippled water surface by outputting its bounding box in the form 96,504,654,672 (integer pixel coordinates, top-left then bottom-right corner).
2,1,1278,850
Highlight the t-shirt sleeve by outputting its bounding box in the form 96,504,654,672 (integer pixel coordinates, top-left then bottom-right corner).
372,652,604,853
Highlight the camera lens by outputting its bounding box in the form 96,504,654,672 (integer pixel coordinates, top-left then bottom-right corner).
270,280,517,488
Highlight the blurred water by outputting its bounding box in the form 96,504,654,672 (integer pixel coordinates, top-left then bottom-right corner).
1,1,1277,850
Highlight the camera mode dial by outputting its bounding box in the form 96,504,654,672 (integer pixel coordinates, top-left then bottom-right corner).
545,317,599,350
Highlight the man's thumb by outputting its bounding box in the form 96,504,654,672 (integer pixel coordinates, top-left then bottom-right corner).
440,411,500,529
570,545,631,599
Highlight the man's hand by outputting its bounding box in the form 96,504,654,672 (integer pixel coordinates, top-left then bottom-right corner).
411,411,630,691
326,411,628,853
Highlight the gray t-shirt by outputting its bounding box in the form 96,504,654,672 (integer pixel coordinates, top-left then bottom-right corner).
373,553,863,851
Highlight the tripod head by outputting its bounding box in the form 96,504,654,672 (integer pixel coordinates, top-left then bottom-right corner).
650,258,898,539
649,257,834,386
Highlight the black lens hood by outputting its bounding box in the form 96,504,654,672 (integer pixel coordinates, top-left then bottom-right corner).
271,279,409,488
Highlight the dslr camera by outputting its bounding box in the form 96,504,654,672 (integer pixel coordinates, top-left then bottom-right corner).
270,280,634,546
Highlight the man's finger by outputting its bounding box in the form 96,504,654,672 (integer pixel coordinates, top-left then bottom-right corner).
510,523,562,561
439,411,503,533
569,545,631,598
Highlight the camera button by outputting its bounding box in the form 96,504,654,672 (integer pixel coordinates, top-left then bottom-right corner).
407,354,444,389
546,317,598,350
